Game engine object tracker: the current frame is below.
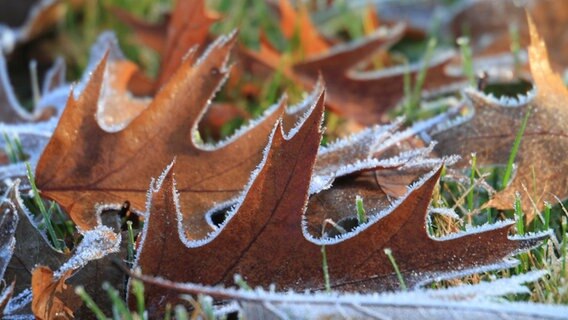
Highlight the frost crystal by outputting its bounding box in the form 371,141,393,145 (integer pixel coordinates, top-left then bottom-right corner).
54,226,121,279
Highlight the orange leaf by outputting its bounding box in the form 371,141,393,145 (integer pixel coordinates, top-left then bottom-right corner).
31,266,81,320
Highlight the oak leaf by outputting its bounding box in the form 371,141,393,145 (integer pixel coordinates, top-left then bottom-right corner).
242,18,460,125
34,33,289,236
128,271,568,320
35,32,423,238
132,90,543,315
84,31,246,138
430,15,568,216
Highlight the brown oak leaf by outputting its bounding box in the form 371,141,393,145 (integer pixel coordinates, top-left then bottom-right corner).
132,90,543,316
35,33,288,237
430,15,568,217
85,31,247,138
35,31,420,238
242,18,460,125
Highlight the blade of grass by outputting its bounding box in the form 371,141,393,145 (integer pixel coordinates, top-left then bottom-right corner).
457,36,475,85
355,195,367,224
103,282,133,320
467,153,477,212
75,286,107,320
502,109,531,189
26,162,63,251
384,248,407,290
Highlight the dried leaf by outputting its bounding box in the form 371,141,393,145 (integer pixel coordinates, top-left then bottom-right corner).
431,15,568,216
31,266,80,320
129,258,568,320
35,33,288,237
0,198,17,317
109,6,168,54
243,22,460,125
0,199,17,280
5,180,67,297
4,180,123,317
132,91,543,315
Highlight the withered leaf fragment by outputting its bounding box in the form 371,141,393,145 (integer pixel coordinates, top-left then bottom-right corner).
0,54,55,123
0,199,17,317
112,0,219,94
277,0,331,55
431,16,568,216
35,33,287,237
4,181,123,317
31,266,81,320
0,0,66,53
450,0,568,68
5,181,66,297
133,90,543,316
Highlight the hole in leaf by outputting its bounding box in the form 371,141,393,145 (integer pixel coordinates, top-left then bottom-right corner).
209,206,232,228
326,216,359,238
483,80,533,98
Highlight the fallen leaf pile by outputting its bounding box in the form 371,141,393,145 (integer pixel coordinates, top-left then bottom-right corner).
0,0,565,319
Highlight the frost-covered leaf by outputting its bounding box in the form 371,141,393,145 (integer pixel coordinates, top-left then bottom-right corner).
3,180,123,317
430,15,568,217
5,180,67,297
34,33,291,235
0,0,65,54
31,266,80,320
0,198,17,281
128,269,568,320
83,31,247,137
0,198,17,317
133,85,325,315
132,91,544,315
0,54,55,123
35,31,415,237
